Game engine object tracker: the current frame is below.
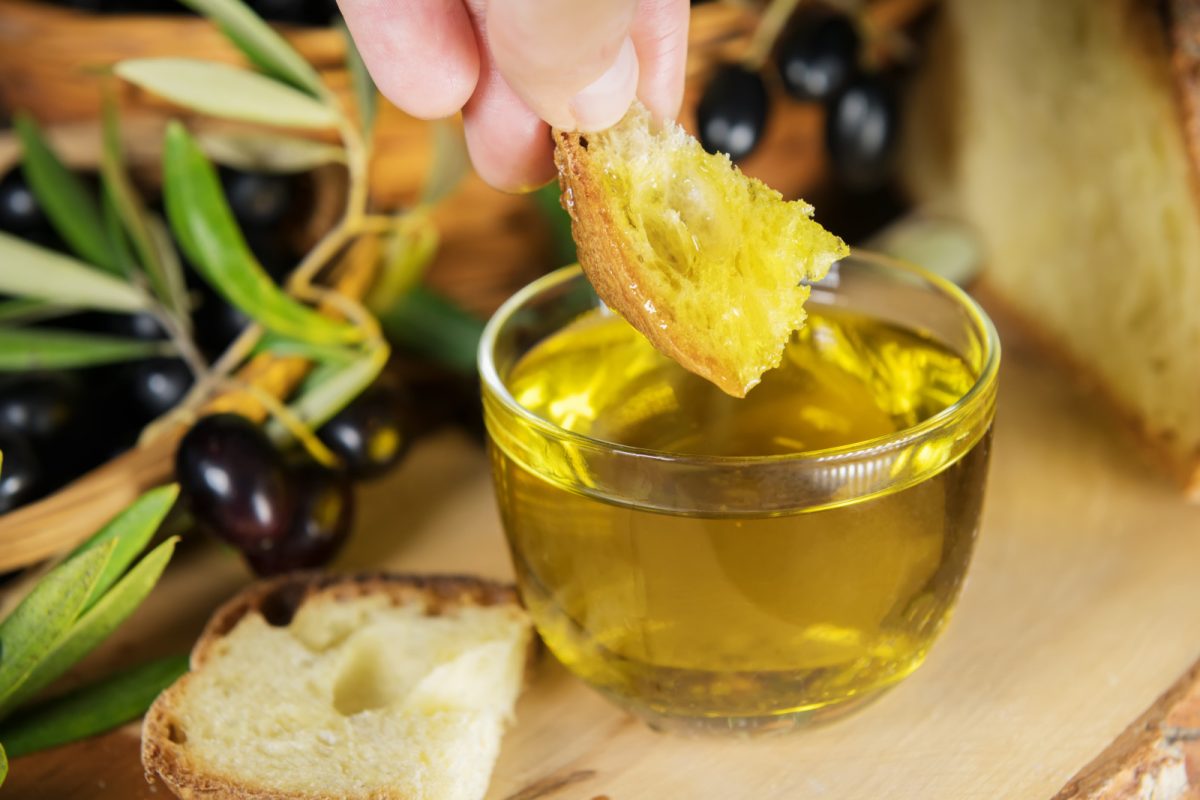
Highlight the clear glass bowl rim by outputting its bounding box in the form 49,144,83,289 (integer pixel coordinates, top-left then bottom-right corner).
478,249,1001,469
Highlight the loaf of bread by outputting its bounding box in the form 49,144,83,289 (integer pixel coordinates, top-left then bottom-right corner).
142,573,532,800
904,0,1200,495
554,103,847,398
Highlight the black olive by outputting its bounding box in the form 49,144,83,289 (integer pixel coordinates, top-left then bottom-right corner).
124,357,194,418
245,463,354,576
220,169,294,230
0,430,41,514
826,73,899,191
0,373,81,442
0,168,47,235
696,64,769,161
318,382,411,480
176,414,295,550
776,9,860,103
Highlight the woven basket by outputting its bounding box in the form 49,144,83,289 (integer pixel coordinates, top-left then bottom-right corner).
0,0,931,571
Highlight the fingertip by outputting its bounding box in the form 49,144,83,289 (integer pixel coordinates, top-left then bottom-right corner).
631,0,690,123
463,90,556,193
569,37,640,132
339,0,480,119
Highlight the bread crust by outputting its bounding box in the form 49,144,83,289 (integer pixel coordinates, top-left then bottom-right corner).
142,572,521,800
976,282,1200,497
552,130,740,396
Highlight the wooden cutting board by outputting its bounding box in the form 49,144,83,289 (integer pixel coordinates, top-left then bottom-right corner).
5,315,1200,800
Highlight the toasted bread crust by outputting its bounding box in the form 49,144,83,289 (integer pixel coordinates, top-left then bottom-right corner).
553,130,741,396
142,572,520,800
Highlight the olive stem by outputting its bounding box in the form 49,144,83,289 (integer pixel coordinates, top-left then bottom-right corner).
215,376,341,468
150,305,209,381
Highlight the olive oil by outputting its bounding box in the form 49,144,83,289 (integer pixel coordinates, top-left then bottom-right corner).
488,306,991,727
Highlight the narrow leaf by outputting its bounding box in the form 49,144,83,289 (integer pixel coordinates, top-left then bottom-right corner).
177,0,324,96
14,115,118,274
366,217,439,314
101,101,188,320
271,345,387,437
0,541,117,710
3,538,178,714
339,19,377,135
255,331,357,364
0,299,76,326
198,131,345,174
101,187,138,279
0,233,150,312
116,59,337,130
146,213,192,333
73,484,180,612
420,120,469,207
380,286,482,375
163,122,361,346
0,742,6,785
0,329,170,371
0,653,188,760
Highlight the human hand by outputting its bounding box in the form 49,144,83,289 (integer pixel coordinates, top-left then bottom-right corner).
337,0,690,192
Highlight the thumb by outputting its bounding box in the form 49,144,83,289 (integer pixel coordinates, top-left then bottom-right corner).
486,0,639,132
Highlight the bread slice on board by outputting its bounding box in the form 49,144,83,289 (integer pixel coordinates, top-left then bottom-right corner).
904,0,1200,497
142,573,532,800
554,102,848,398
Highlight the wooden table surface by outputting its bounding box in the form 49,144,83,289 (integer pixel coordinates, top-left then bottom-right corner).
6,316,1200,799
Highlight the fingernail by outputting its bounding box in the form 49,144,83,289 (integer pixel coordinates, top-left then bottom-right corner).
568,37,639,132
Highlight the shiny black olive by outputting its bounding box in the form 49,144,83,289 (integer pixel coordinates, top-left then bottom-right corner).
125,357,194,418
245,463,354,576
826,73,899,191
0,168,47,235
317,382,410,480
776,10,860,102
221,169,293,229
0,373,81,442
696,64,769,161
176,414,295,549
0,430,41,514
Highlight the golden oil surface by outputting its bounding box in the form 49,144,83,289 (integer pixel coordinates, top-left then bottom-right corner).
491,307,990,722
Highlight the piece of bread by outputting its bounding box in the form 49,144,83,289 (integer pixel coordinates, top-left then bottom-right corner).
142,573,532,800
903,0,1200,496
554,102,848,398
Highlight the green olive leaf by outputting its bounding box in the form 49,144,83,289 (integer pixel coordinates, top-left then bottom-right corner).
0,741,7,786
0,653,188,760
117,59,337,130
339,18,377,136
72,484,180,613
0,299,76,326
101,186,139,279
0,540,117,712
0,329,172,371
269,344,388,440
420,120,469,207
366,217,439,314
198,131,345,174
14,115,119,274
379,286,482,375
254,331,357,364
101,101,190,322
145,212,192,333
2,538,178,715
0,233,150,312
177,0,324,97
163,121,361,346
